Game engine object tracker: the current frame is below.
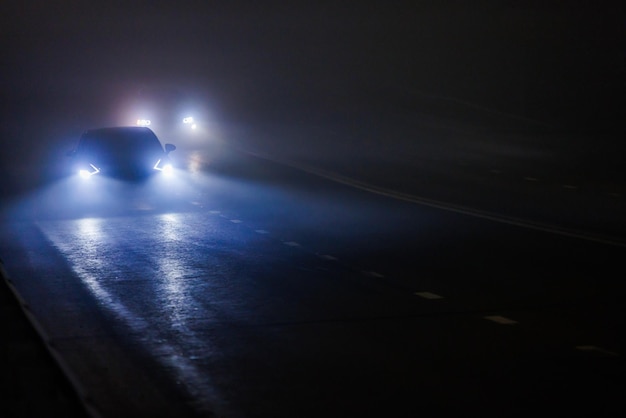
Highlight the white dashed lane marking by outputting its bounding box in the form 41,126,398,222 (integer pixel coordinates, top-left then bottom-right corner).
524,176,539,182
362,271,385,278
484,315,518,325
414,291,444,300
205,208,615,355
575,346,619,357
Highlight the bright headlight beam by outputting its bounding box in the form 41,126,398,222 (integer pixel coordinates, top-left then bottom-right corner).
154,159,173,175
79,164,100,179
137,119,151,126
182,117,194,124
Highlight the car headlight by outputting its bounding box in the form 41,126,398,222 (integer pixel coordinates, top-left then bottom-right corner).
153,159,173,175
183,116,197,131
78,164,100,179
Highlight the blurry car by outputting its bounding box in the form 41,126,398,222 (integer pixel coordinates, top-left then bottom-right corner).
67,127,176,181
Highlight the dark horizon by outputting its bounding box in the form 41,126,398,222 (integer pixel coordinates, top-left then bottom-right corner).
2,1,623,127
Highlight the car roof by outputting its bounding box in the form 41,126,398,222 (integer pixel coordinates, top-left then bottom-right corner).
76,127,165,156
81,126,157,138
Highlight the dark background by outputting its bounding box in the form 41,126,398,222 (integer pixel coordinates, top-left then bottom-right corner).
1,1,624,171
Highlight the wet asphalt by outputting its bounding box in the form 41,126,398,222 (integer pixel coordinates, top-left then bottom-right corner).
0,119,623,416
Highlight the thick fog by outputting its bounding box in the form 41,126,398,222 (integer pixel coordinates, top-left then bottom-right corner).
1,1,623,193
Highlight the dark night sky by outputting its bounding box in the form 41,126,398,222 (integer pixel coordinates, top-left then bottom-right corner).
0,0,624,158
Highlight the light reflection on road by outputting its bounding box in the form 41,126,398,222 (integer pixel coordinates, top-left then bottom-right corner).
38,214,224,413
154,213,195,323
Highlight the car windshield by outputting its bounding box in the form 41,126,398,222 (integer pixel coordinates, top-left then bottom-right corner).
78,128,164,165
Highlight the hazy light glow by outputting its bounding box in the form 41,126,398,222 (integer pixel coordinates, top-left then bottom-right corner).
182,117,194,124
137,119,151,126
79,164,100,179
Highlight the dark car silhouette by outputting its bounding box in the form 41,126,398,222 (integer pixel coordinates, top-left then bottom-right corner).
68,127,176,180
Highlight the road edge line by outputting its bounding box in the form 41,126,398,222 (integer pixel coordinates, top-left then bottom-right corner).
0,258,102,418
237,148,626,249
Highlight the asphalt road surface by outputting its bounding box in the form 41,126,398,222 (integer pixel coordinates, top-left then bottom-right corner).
1,146,624,417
